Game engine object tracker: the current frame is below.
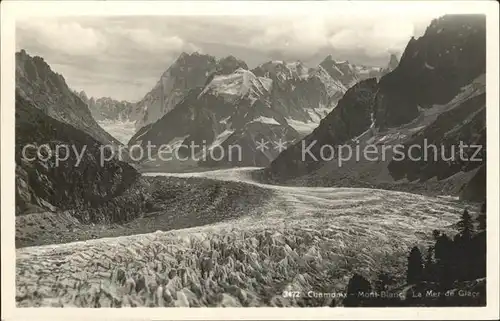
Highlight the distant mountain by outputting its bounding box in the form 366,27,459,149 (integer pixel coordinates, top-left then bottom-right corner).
250,60,346,124
75,91,135,122
128,58,348,169
263,14,486,201
127,52,397,170
320,53,398,89
15,50,119,145
130,52,248,131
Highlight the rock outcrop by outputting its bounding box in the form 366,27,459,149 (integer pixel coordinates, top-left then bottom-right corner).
375,14,486,128
16,50,119,145
130,53,249,131
263,14,486,199
76,91,135,122
128,60,348,169
15,92,139,214
264,78,379,179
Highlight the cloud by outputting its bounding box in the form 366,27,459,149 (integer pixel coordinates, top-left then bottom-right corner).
17,19,107,55
248,17,331,59
107,27,201,54
16,13,444,101
327,18,416,58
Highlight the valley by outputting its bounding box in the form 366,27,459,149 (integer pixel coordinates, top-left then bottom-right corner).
12,13,489,309
16,168,474,307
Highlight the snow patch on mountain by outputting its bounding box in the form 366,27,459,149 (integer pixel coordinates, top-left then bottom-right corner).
424,62,435,70
351,112,376,143
208,130,235,150
285,118,319,135
219,116,231,125
200,68,271,104
307,106,335,123
313,66,347,96
250,116,281,125
168,135,190,148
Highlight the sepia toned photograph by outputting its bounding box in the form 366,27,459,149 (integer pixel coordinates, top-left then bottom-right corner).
1,0,499,319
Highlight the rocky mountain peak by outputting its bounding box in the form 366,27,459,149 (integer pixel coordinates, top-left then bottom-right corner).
76,91,134,123
16,50,118,145
218,55,247,66
78,90,88,101
323,54,334,62
213,55,249,76
375,14,486,128
320,56,359,88
131,52,224,130
387,53,399,70
174,51,216,65
264,14,486,202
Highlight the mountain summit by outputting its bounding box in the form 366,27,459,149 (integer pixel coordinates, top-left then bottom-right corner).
264,14,486,201
130,52,250,130
128,58,349,169
16,50,119,145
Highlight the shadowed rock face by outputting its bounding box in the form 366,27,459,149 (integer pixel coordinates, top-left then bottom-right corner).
263,14,486,199
387,93,486,183
130,52,219,130
215,55,249,75
15,93,139,214
265,78,379,180
375,14,486,129
76,91,135,122
131,53,250,131
253,61,346,122
384,54,400,73
319,56,361,89
15,50,119,145
459,164,486,202
129,60,346,168
201,122,300,168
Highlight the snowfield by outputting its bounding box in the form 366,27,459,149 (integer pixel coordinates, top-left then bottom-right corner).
200,68,271,104
16,168,468,307
250,116,281,126
97,120,137,144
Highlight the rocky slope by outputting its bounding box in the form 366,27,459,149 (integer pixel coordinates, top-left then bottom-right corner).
130,53,248,131
128,60,348,169
76,91,135,122
15,92,140,214
263,14,486,201
16,50,119,145
263,78,379,179
375,14,485,129
251,60,346,123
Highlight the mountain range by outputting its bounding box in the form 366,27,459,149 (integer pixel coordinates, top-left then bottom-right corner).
75,91,135,122
14,14,486,215
12,13,490,309
15,51,140,214
15,50,120,146
129,52,398,131
127,52,398,170
262,14,486,201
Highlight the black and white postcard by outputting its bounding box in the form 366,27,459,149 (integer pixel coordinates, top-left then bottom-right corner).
1,1,499,320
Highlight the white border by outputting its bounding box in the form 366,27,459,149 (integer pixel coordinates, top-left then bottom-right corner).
1,1,499,320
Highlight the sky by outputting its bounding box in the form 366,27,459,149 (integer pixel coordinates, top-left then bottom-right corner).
16,13,443,102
